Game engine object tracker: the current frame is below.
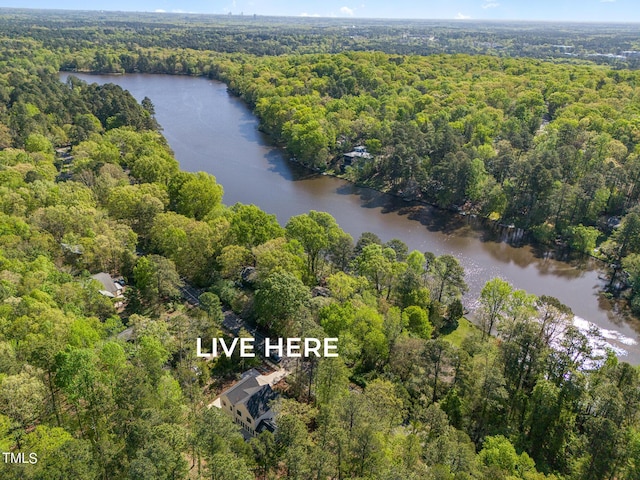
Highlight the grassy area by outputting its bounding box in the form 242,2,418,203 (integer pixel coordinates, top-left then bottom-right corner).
442,317,476,347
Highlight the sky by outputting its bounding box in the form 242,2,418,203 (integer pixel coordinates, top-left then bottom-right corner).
0,0,638,23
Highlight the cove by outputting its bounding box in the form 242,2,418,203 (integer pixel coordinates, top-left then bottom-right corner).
60,72,640,363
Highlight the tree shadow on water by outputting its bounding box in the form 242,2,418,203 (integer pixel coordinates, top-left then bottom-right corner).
333,183,605,281
334,183,472,236
262,149,319,181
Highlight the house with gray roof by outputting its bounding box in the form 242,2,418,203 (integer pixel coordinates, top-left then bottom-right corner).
91,272,125,308
341,145,372,172
217,369,279,438
91,272,124,298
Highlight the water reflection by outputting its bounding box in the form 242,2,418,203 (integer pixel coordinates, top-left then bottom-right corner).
59,72,640,363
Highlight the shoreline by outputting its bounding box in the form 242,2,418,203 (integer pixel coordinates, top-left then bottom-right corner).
59,69,640,362
63,67,624,298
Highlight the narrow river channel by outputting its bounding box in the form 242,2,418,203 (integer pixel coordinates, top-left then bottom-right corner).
60,72,640,363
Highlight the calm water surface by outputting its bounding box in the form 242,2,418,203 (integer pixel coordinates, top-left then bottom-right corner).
61,73,640,363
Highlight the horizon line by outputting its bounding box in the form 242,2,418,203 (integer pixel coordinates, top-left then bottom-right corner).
1,6,639,25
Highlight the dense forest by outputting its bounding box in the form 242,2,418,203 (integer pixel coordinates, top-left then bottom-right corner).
1,9,640,65
2,11,640,309
0,10,640,480
209,51,640,311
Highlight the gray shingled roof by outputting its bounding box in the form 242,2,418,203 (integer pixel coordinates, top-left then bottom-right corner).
91,272,120,295
222,373,279,421
256,418,277,434
343,151,372,159
224,375,261,405
243,385,279,420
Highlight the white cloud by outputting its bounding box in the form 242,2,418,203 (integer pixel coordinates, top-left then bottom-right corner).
340,6,355,16
482,2,500,8
300,12,320,17
154,9,166,12
455,12,471,19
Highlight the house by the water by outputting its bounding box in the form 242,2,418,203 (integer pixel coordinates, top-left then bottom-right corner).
341,145,372,172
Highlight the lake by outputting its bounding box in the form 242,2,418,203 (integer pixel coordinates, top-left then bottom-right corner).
60,72,640,363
